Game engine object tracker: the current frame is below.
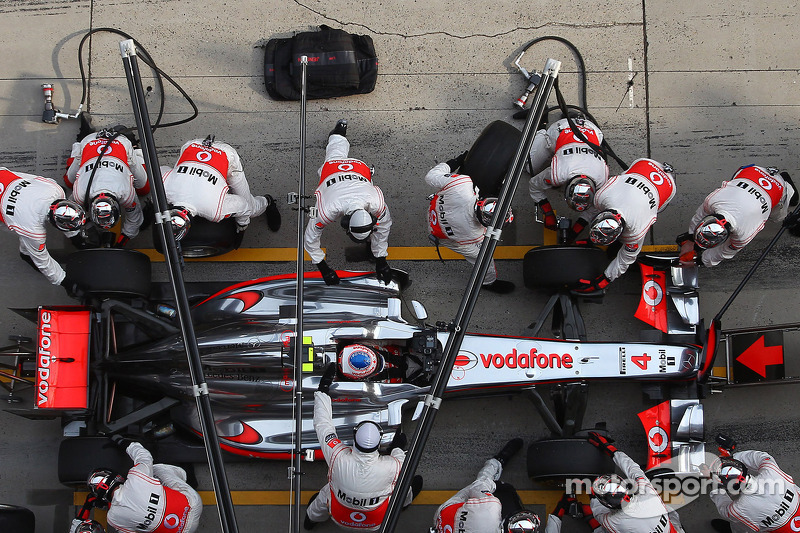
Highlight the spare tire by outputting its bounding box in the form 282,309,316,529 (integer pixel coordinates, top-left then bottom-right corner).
58,437,133,486
65,249,151,298
0,504,35,533
461,120,522,196
527,438,614,482
523,245,607,289
153,217,239,258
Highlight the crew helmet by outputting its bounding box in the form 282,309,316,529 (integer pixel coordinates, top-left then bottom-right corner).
353,420,383,453
565,175,596,212
89,193,121,229
49,199,87,232
694,214,731,250
712,457,749,495
505,511,541,533
592,474,633,509
589,210,624,245
343,208,376,242
169,207,193,241
87,468,125,509
75,520,106,533
340,344,384,381
475,198,514,228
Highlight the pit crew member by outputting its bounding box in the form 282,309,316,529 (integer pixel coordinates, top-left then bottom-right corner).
577,158,676,292
677,165,796,267
432,438,541,533
528,117,610,239
1,167,85,287
305,365,421,530
65,127,149,248
162,135,280,240
304,120,393,286
426,152,515,294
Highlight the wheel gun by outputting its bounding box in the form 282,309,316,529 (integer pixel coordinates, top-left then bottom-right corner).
513,51,542,109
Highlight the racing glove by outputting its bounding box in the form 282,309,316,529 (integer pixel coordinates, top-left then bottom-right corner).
445,150,469,173
581,503,601,530
574,274,610,293
587,432,618,457
389,431,408,452
781,171,799,206
375,256,392,284
566,217,589,243
316,260,340,285
110,434,135,450
317,363,336,394
536,199,558,230
60,276,79,298
265,194,281,232
552,493,576,518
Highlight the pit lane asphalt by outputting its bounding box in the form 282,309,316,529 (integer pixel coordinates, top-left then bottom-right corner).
2,1,800,532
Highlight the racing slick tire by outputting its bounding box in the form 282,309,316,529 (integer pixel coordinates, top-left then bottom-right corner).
527,438,614,482
461,120,522,196
0,504,35,532
523,245,607,289
58,437,134,487
65,249,151,298
153,217,239,258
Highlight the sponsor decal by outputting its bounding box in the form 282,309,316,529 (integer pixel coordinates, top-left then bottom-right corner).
163,513,180,529
761,490,797,529
135,494,160,530
647,426,669,454
453,351,478,370
196,150,212,162
325,434,341,449
3,179,31,217
337,490,380,508
624,243,639,252
478,348,572,369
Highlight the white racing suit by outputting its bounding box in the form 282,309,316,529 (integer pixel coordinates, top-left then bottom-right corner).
591,452,685,533
107,442,202,533
688,165,794,267
528,118,609,220
66,133,148,239
433,458,504,533
0,168,72,284
593,159,676,281
307,391,412,530
710,451,800,533
426,163,496,285
304,134,392,264
162,139,268,227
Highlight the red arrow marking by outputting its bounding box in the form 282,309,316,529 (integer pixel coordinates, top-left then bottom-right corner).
736,335,784,378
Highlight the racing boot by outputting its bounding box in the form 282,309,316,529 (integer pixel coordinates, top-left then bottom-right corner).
329,119,347,138
711,519,732,533
304,492,320,530
482,279,515,294
493,438,523,467
265,194,281,232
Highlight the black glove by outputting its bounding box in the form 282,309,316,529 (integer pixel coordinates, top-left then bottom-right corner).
389,431,408,451
375,256,392,284
574,274,610,293
69,234,93,250
552,493,576,518
587,431,618,457
265,194,281,232
60,276,79,298
715,433,737,457
783,210,800,230
316,260,340,285
536,199,557,230
317,363,336,394
110,434,134,450
139,200,154,231
445,151,469,173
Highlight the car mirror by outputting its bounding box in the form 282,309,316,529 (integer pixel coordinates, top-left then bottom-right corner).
411,300,428,322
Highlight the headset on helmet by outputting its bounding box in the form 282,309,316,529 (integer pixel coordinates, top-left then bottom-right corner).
75,519,106,533
89,193,121,229
353,420,383,453
87,468,125,509
694,214,731,250
505,511,541,533
712,457,749,494
589,210,624,245
169,207,193,241
341,208,377,242
592,474,633,509
475,198,514,228
49,199,86,232
565,175,596,212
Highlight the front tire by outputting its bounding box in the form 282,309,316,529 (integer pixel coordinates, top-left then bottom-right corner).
0,505,35,533
153,217,240,258
527,438,614,482
523,245,607,289
58,437,133,487
65,249,151,298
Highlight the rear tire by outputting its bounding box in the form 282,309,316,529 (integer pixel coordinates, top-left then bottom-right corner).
0,504,35,533
523,246,607,289
65,249,151,298
153,217,239,258
527,438,614,482
58,437,133,487
461,120,522,196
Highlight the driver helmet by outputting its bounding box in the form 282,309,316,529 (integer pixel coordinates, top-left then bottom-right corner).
505,511,541,533
75,520,106,533
592,474,634,509
48,199,87,232
340,344,384,380
87,468,125,509
343,208,376,242
712,457,749,495
475,198,514,228
353,420,383,453
564,175,596,212
589,210,624,245
169,207,193,241
694,214,731,249
89,193,121,229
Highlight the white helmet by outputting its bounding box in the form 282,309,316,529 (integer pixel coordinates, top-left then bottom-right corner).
169,207,193,241
89,193,121,229
49,199,86,232
475,198,514,228
344,209,376,242
694,214,730,249
589,210,624,245
354,420,383,453
340,344,383,380
505,511,541,533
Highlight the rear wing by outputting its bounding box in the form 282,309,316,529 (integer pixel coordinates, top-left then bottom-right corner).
35,306,91,410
